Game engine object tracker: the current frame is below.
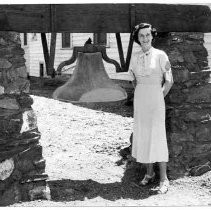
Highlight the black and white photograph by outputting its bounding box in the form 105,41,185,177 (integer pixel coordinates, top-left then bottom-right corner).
0,0,210,207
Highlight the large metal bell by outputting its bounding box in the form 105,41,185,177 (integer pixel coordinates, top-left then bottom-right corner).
53,52,127,103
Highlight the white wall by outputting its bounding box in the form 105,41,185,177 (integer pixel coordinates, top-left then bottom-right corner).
21,32,211,80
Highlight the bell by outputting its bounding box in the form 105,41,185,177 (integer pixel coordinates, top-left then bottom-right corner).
52,52,127,103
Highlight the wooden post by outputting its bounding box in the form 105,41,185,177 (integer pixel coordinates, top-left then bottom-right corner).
125,4,135,72
39,62,44,87
125,32,134,72
41,33,50,75
41,32,57,78
115,33,126,71
49,32,57,78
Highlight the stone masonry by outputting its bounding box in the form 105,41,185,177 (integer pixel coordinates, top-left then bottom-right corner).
0,32,48,206
154,32,211,178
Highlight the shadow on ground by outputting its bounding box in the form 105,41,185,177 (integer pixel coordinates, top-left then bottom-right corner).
47,162,160,202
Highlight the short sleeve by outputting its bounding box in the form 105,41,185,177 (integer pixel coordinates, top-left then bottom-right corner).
160,51,173,83
160,51,171,73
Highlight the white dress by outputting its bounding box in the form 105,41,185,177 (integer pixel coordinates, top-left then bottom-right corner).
129,47,172,163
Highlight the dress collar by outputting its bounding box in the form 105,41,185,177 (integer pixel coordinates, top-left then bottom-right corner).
139,47,153,58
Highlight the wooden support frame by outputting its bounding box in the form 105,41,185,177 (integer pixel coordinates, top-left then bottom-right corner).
1,4,211,33
49,32,57,78
41,33,50,75
56,44,122,74
41,32,57,77
125,32,134,72
115,33,126,70
115,4,135,72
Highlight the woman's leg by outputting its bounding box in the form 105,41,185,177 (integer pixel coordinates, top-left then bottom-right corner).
158,162,168,181
140,163,155,185
158,162,169,193
146,163,154,176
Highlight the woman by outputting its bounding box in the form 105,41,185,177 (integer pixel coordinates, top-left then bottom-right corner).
128,23,174,194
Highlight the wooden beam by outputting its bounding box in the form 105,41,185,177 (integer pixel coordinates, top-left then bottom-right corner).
115,33,125,70
1,4,211,32
0,5,50,32
54,4,211,32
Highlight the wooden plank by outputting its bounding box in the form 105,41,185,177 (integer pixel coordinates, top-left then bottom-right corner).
0,4,211,32
115,33,125,70
49,33,57,77
40,33,50,75
125,33,134,72
0,4,50,32
134,4,211,32
54,4,130,33
54,4,211,32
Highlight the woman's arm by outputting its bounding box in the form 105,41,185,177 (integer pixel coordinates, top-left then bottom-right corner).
162,62,174,97
162,77,173,97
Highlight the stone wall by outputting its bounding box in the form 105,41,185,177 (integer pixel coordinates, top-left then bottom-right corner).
0,32,48,206
154,32,211,178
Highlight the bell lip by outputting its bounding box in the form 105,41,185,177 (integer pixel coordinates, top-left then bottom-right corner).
53,97,128,105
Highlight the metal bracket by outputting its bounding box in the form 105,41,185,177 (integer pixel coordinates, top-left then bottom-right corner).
56,44,122,75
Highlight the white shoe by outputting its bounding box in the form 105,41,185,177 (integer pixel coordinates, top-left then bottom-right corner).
140,172,156,186
158,179,169,194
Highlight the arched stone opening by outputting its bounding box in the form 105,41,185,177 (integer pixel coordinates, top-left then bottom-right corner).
0,31,211,205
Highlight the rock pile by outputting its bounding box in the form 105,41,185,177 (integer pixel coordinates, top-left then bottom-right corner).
0,32,48,206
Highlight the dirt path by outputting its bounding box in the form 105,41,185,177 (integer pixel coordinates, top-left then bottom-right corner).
10,94,211,207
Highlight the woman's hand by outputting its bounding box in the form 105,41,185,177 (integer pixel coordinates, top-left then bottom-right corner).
162,71,174,97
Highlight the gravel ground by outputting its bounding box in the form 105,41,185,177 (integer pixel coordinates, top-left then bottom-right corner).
9,79,211,207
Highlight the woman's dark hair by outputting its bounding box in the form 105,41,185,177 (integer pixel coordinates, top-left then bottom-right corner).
133,23,157,45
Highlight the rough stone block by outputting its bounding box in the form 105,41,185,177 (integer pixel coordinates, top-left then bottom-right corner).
195,122,211,142
0,97,19,110
188,143,211,155
16,66,27,78
7,68,18,82
16,94,33,108
0,38,7,46
183,51,197,63
5,78,30,94
187,84,211,103
0,158,14,181
186,63,201,72
168,48,184,64
18,144,43,162
170,144,183,157
189,161,211,176
172,67,190,83
170,132,194,143
0,58,12,69
29,185,51,201
16,159,35,174
185,109,211,122
20,110,37,133
168,91,187,104
0,182,21,206
0,85,4,95
0,145,31,162
8,56,26,69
